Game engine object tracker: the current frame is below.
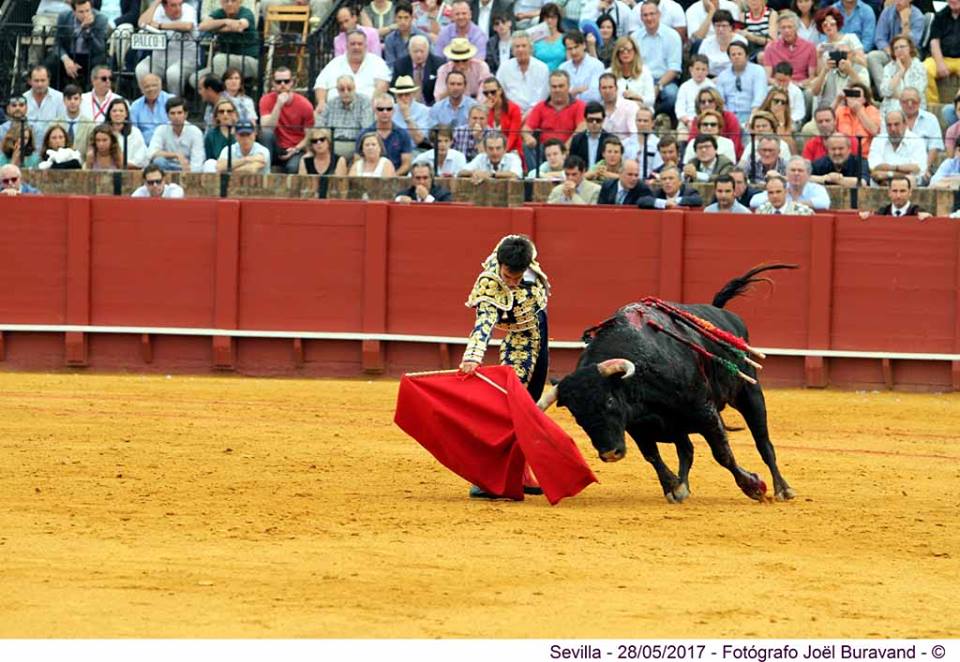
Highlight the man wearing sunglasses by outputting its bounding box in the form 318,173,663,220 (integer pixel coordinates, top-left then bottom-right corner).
131,163,184,198
79,64,123,123
0,164,41,196
716,42,767,124
260,66,314,173
52,0,110,87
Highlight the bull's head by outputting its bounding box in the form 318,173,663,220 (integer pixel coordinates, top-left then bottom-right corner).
538,358,635,463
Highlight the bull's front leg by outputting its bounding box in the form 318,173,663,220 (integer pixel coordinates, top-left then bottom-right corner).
628,426,686,503
735,386,796,501
671,434,694,502
698,409,768,502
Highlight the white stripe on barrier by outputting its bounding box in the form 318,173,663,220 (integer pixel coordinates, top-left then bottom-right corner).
0,324,958,361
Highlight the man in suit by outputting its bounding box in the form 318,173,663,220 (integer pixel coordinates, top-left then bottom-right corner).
568,101,611,170
396,162,453,202
51,0,110,89
682,134,733,183
547,155,601,204
391,35,447,106
598,159,652,205
731,166,762,209
637,165,703,209
858,175,931,220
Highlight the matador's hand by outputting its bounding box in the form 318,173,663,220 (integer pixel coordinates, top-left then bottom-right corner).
459,360,480,375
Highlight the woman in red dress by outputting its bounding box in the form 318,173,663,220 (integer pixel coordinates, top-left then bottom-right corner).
480,76,525,169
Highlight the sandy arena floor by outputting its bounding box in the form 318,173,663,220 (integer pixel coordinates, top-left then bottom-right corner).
0,372,957,638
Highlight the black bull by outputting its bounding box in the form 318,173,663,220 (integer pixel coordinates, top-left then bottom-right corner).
537,265,797,503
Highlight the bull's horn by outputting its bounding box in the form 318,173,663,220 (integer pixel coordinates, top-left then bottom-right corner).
597,358,636,379
537,387,558,411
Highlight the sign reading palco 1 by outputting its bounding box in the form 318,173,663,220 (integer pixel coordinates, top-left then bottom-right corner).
130,32,168,50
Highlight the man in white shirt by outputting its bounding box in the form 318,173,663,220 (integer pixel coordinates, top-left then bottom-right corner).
749,155,830,210
413,125,467,176
868,110,929,186
558,31,604,104
134,0,199,96
25,65,65,141
686,0,740,41
390,76,433,146
633,1,682,114
896,87,944,180
131,164,185,198
622,105,661,177
79,65,123,122
495,33,549,114
458,130,523,181
217,120,271,174
147,96,205,172
639,0,686,41
313,30,391,113
598,73,638,139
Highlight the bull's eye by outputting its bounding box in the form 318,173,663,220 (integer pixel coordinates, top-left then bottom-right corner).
606,396,616,410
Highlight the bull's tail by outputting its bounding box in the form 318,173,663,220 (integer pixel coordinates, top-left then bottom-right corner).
712,263,799,309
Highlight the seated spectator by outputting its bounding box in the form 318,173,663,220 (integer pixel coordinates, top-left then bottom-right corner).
633,0,682,115
763,10,817,86
106,98,148,168
130,74,172,146
809,7,868,111
37,124,83,170
832,0,876,52
586,135,625,181
686,0,740,42
753,172,813,214
810,132,867,187
607,36,653,108
196,0,260,84
930,141,960,189
260,67,315,173
924,2,960,105
560,30,606,104
755,92,798,153
391,76,433,147
674,55,715,133
313,30,391,114
738,134,787,183
525,137,567,180
481,77,523,164
716,42,767,124
203,98,237,170
878,35,927,117
522,70,587,164
362,0,398,39
496,32,550,115
221,67,258,125
340,132,397,176
684,110,736,163
131,163,185,197
531,4,565,71
687,87,743,160
771,62,807,130
895,87,944,180
0,164,41,195
642,0,686,42
700,11,748,77
637,165,702,209
358,93,414,174
802,105,847,162
598,72,637,139
868,110,928,186
216,120,270,174
0,97,30,145
486,13,514,73
459,130,522,181
25,65,65,141
867,0,922,86
429,71,478,128
84,124,124,170
547,154,601,204
730,166,762,208
317,75,375,158
434,0,488,60
452,103,488,160
434,38,492,100
647,134,680,182
332,5,382,57
198,74,226,128
0,125,40,169
396,162,453,202
300,127,344,177
384,2,426,69
833,82,880,156
50,0,110,88
704,173,752,213
80,65,123,123
858,174,931,220
581,0,636,37
597,158,651,205
570,101,611,169
740,0,778,59
392,36,447,107
683,134,734,183
750,154,829,210
134,0,198,96
621,105,660,177
147,96,204,172
414,124,468,176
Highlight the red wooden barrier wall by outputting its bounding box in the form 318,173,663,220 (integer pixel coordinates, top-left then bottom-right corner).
1,196,959,390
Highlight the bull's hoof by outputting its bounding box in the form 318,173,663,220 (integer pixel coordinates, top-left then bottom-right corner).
775,486,797,501
664,482,690,504
739,474,767,501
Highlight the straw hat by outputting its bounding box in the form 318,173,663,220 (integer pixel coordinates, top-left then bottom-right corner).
443,37,478,61
389,75,420,95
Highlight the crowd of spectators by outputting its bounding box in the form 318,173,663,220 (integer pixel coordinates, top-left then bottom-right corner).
2,0,960,216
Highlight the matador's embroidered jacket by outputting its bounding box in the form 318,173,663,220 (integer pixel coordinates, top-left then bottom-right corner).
461,240,550,385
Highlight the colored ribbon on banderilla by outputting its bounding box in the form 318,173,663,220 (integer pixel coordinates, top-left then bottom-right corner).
645,319,758,385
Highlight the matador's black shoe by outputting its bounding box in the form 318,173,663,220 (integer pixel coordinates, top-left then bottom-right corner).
468,485,511,500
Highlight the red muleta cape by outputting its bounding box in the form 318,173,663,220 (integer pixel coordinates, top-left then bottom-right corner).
394,366,598,505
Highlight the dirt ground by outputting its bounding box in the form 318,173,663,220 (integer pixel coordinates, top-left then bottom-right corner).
0,372,957,638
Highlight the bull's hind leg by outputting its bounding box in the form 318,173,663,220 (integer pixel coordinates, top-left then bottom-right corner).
628,426,686,503
735,386,795,501
698,408,768,501
672,434,694,502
